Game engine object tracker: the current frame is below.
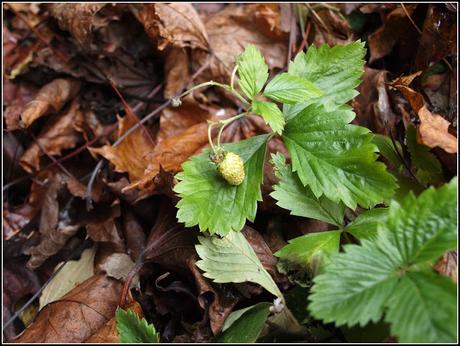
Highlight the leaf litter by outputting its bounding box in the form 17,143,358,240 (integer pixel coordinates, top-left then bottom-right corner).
2,3,457,343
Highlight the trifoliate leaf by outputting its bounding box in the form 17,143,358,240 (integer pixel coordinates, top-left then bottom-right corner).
385,271,457,343
284,41,366,120
195,232,282,298
236,45,269,99
116,308,159,343
252,100,285,135
345,208,389,241
283,103,397,209
175,134,269,235
372,134,404,171
216,302,271,343
309,178,457,342
406,124,443,185
270,153,345,226
264,73,323,104
275,230,341,279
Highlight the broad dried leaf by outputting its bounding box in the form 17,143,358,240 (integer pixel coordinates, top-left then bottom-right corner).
132,3,209,50
20,78,81,127
20,99,85,173
13,274,122,343
90,107,155,182
163,47,190,98
192,4,287,85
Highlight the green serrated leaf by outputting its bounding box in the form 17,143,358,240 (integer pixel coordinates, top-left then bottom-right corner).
195,232,282,298
383,177,457,266
275,230,341,278
216,302,272,343
252,100,285,135
116,308,159,343
283,103,397,209
264,73,323,104
345,208,389,241
406,124,443,185
174,134,269,235
236,45,269,99
308,178,458,342
372,134,404,171
270,153,345,226
284,41,366,120
385,271,457,343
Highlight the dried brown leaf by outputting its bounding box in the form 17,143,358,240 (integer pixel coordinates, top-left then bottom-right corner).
90,107,155,182
20,78,81,127
418,105,457,154
13,274,122,343
192,4,287,84
49,4,109,49
19,99,85,173
132,3,209,51
163,47,190,98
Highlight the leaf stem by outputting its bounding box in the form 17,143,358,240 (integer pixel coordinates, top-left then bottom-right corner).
175,80,250,106
230,66,238,91
216,112,247,147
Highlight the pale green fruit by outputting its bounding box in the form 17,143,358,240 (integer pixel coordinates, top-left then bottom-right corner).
218,152,245,186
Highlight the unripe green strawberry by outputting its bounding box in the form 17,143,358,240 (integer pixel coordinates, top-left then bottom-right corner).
217,152,245,186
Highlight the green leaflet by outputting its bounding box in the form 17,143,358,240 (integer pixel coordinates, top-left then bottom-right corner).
284,41,366,120
252,100,285,135
264,73,323,104
174,134,269,235
275,230,341,279
308,178,458,342
385,271,457,343
372,134,404,172
345,208,389,241
236,45,269,99
216,302,272,343
195,231,282,298
406,124,443,185
283,103,397,209
270,153,345,226
116,308,159,343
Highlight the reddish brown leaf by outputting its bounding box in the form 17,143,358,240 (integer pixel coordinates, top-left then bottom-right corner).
163,47,190,98
19,99,85,173
20,78,81,128
12,274,122,343
90,107,155,182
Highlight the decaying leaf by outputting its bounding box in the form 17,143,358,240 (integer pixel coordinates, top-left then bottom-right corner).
131,3,209,51
20,78,81,127
418,105,457,154
98,252,135,281
13,274,122,343
163,47,190,98
19,99,85,173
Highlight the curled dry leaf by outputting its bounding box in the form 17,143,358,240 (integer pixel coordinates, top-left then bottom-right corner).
19,99,85,173
163,47,190,98
12,274,122,343
20,78,81,127
131,3,209,51
192,4,287,84
3,79,38,130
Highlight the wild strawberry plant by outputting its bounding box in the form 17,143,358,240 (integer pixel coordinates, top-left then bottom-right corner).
170,42,457,343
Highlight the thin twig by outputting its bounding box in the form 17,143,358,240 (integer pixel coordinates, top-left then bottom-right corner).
297,21,311,53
